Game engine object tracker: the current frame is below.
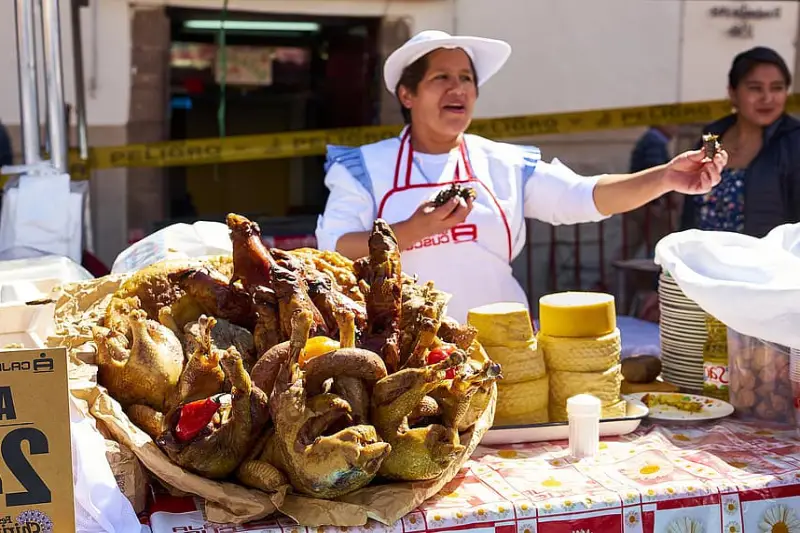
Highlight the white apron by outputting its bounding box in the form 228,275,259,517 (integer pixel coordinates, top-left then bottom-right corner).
372,128,527,323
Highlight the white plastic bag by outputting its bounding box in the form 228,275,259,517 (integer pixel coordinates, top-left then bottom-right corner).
70,394,143,532
0,169,87,264
111,221,232,274
654,223,800,349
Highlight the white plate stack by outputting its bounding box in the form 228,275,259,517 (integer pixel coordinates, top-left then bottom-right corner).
658,271,706,391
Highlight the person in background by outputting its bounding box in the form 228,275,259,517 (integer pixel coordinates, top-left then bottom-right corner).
0,121,12,168
630,125,678,174
680,46,800,237
316,30,728,323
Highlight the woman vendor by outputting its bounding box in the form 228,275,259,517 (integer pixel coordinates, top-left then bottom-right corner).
315,30,727,322
680,46,800,237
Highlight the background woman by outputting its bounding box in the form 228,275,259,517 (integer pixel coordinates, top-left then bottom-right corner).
681,46,800,237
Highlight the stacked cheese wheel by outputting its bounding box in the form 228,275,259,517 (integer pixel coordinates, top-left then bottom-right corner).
537,292,625,422
468,302,548,426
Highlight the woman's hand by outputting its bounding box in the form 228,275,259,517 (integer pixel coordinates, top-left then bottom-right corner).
334,196,473,259
398,196,474,244
662,149,728,195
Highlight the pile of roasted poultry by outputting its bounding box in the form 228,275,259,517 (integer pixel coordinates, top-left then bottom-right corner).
92,214,502,500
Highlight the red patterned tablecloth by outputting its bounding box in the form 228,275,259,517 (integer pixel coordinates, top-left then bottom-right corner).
145,420,800,533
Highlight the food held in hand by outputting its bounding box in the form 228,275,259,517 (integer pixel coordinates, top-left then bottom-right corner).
432,182,477,207
641,393,704,413
702,133,721,160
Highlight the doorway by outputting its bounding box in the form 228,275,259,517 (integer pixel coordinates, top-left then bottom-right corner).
165,7,381,233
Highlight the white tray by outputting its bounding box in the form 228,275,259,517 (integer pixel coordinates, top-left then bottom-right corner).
480,399,649,445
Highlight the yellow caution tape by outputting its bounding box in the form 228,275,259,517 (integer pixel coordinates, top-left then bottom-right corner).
24,95,800,176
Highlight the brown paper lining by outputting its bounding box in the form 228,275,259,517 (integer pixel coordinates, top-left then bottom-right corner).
52,276,496,526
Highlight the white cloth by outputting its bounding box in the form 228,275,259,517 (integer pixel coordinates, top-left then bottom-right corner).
315,132,608,322
654,224,800,349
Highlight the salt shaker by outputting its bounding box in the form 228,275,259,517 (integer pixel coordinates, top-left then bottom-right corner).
567,394,601,459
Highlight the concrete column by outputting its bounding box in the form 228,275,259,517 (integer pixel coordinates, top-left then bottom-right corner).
126,5,170,241
377,17,409,126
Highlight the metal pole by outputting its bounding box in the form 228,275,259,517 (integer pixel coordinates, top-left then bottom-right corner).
36,0,50,157
71,0,88,160
41,0,67,173
14,0,41,164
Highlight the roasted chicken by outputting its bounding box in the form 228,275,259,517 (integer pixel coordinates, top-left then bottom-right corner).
272,248,367,339
183,314,257,369
430,359,502,431
94,309,184,411
105,260,209,337
172,316,226,406
92,212,502,504
227,213,328,338
436,316,478,351
126,404,165,440
252,289,282,355
399,281,450,368
269,287,390,499
371,350,468,481
358,219,403,373
227,213,274,289
156,347,270,479
171,267,257,330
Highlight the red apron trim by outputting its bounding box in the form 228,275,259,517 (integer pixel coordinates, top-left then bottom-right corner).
377,128,513,261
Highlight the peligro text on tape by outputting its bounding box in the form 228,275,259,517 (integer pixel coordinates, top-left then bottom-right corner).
46,94,800,173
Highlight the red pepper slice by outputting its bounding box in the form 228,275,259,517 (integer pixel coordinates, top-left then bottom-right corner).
426,346,457,379
175,396,221,442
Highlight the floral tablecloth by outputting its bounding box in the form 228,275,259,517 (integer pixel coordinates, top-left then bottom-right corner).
145,420,800,533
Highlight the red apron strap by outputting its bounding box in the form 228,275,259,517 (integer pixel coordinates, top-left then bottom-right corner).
392,128,411,189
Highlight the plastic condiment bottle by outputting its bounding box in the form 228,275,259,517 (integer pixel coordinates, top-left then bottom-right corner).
567,394,601,459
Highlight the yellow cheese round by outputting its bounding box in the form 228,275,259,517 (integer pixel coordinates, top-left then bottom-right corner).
549,365,622,406
539,328,621,372
494,406,548,427
538,291,616,338
496,375,549,422
550,398,627,423
484,339,546,383
467,302,534,346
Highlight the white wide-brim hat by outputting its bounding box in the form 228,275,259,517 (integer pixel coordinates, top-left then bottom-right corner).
383,30,512,95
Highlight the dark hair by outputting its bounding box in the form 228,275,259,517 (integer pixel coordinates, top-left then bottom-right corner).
728,46,791,88
395,51,479,124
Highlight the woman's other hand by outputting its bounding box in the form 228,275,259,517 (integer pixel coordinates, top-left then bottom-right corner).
663,149,729,195
399,196,474,243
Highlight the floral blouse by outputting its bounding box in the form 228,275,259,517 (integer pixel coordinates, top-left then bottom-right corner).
692,168,746,232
